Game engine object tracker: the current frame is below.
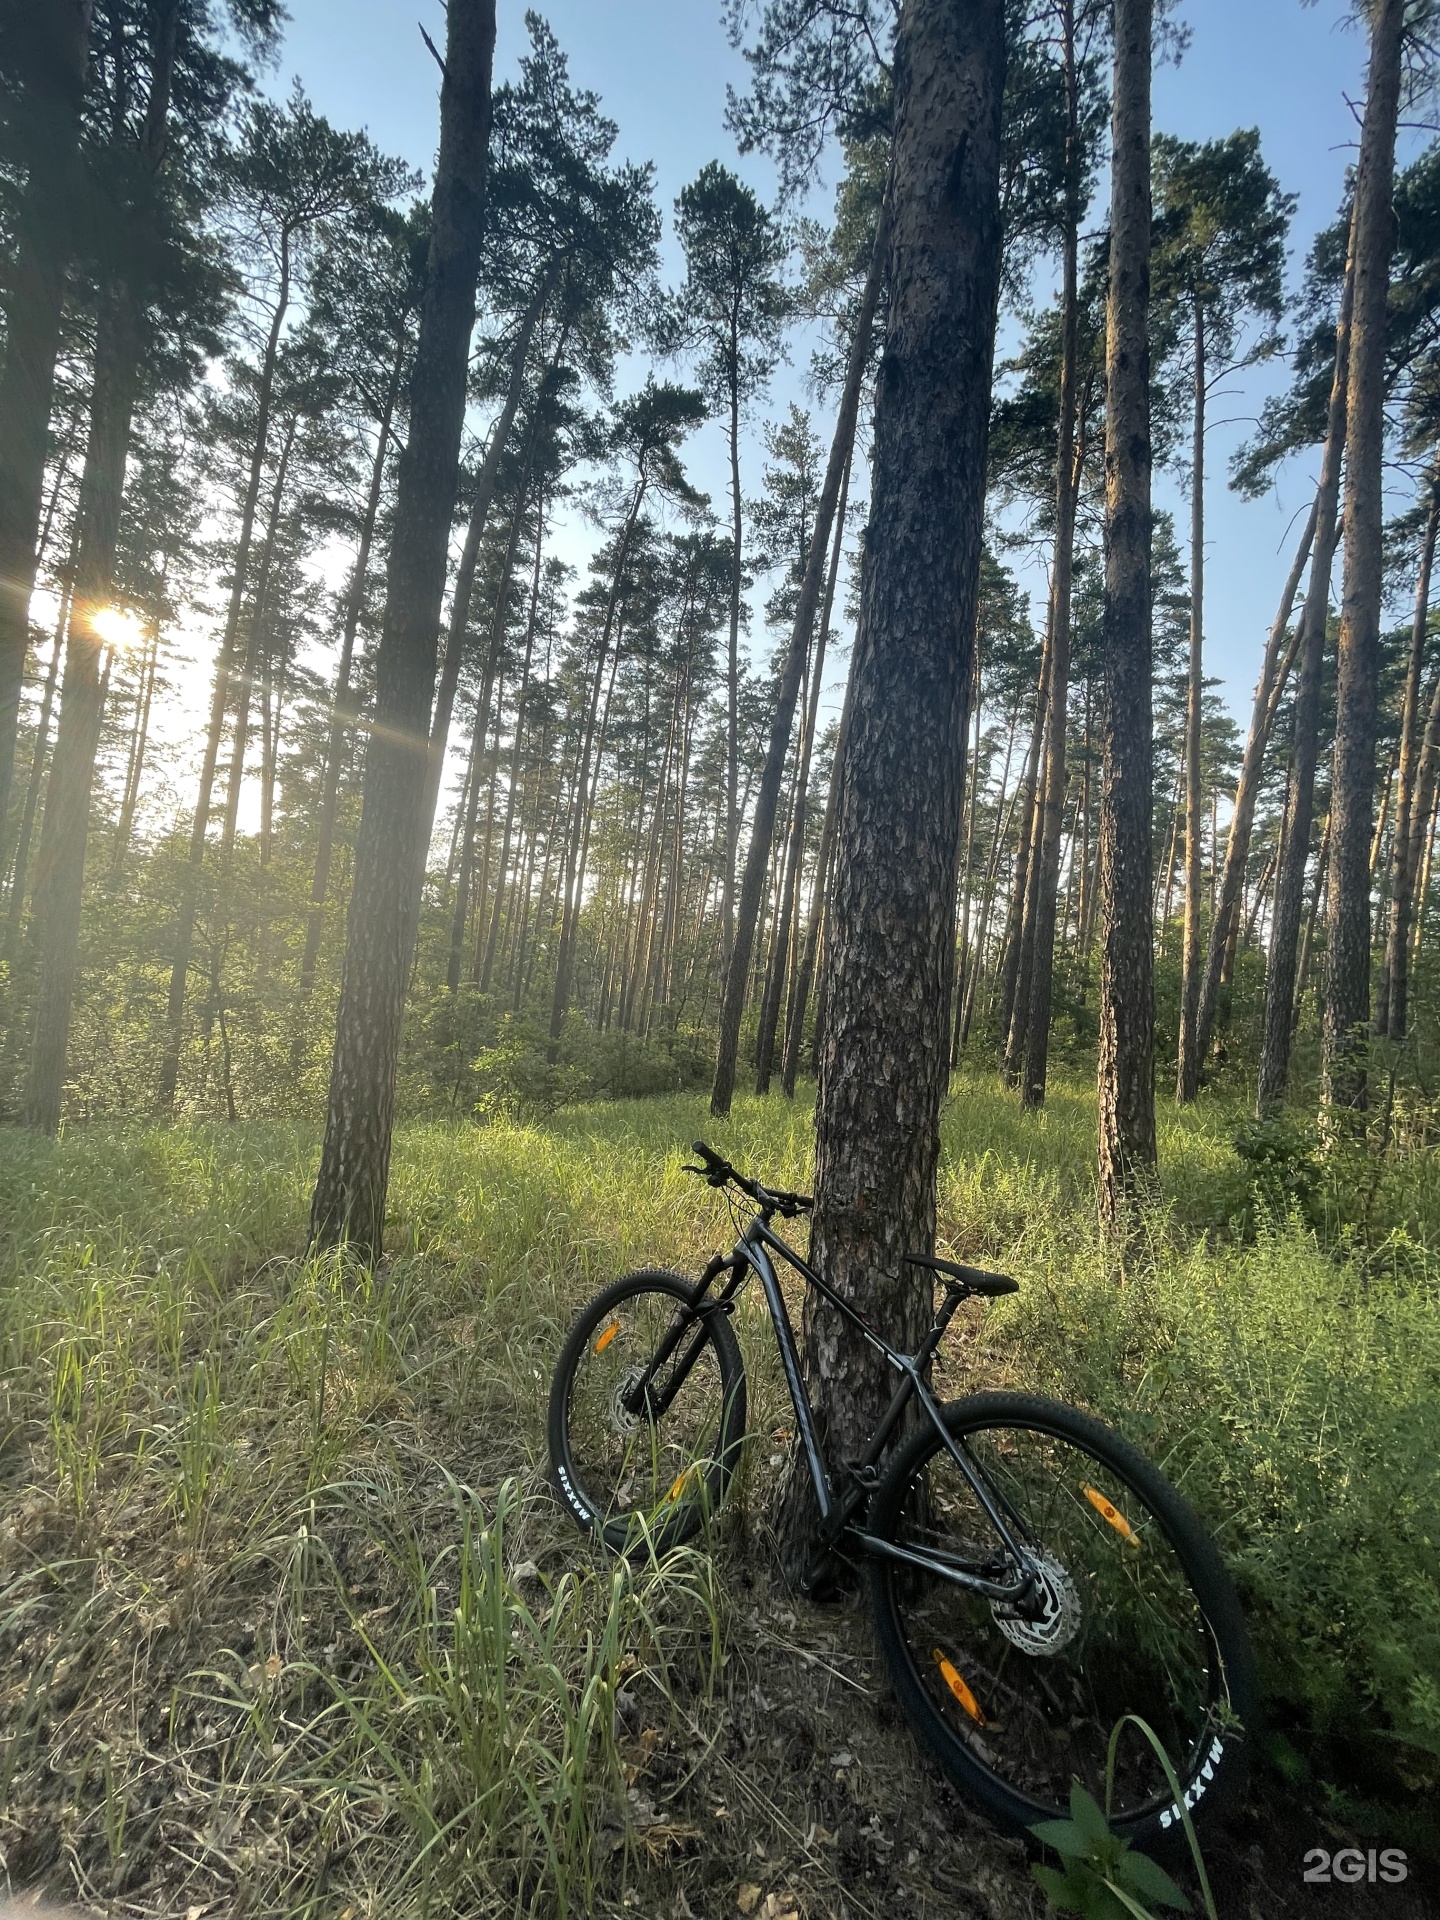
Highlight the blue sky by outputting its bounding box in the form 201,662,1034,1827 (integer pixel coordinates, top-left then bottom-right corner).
260,0,1403,737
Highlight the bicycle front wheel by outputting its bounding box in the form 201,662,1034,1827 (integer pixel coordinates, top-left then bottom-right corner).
867,1392,1255,1847
548,1269,747,1555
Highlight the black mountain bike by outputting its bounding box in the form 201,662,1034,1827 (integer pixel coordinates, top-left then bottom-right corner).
548,1142,1256,1847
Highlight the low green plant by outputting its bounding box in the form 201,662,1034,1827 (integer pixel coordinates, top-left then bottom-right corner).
1031,1784,1191,1918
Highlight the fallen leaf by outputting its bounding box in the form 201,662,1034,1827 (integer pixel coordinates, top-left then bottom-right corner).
736,1884,763,1916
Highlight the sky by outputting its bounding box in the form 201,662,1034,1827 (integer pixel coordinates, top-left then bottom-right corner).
242,0,1414,770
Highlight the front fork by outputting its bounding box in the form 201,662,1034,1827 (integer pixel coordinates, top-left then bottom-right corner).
619,1253,741,1421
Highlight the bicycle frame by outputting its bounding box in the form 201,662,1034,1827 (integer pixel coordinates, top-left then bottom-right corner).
640,1209,1040,1606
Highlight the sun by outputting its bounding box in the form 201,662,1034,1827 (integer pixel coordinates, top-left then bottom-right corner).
91,604,146,652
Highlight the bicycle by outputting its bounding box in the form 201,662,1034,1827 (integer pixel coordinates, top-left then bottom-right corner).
547,1141,1257,1847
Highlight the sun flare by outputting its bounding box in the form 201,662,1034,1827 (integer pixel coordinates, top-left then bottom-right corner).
90,604,146,652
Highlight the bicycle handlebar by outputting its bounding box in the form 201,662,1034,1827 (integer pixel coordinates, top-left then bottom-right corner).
683,1140,813,1219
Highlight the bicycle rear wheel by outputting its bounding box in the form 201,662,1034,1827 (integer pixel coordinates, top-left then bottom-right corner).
867,1392,1255,1847
548,1269,747,1555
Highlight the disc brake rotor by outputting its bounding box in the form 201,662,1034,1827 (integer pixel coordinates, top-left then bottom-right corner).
991,1549,1082,1657
608,1366,648,1435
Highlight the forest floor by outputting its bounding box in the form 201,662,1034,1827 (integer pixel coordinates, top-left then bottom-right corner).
1,1069,1438,1919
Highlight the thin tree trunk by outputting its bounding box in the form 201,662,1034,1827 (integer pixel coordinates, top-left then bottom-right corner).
1020,2,1081,1111
1322,0,1403,1123
0,0,93,843
299,338,404,999
781,640,859,1097
3,557,72,944
722,376,742,971
310,0,496,1255
711,222,884,1115
1295,811,1330,1034
1176,299,1207,1100
1256,232,1353,1115
755,448,852,1094
109,606,160,879
1096,0,1157,1230
480,503,544,990
158,226,294,1111
220,409,298,860
1377,478,1439,1037
1192,497,1318,1068
995,621,1052,1054
23,283,143,1131
421,267,560,852
547,491,647,1053
775,0,1004,1563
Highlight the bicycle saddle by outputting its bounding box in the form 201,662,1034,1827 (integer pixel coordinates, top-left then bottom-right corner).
902,1253,1019,1296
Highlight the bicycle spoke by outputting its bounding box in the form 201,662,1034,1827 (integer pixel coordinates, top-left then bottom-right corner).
885,1421,1224,1821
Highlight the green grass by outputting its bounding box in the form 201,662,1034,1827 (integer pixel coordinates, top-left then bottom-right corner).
1,1068,1437,1913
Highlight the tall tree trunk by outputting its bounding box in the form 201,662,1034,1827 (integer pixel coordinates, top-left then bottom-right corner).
1096,0,1157,1230
774,0,1004,1561
1192,497,1318,1070
1377,476,1439,1038
721,375,742,970
1176,300,1207,1101
480,503,545,990
23,285,143,1131
220,409,297,860
1323,0,1403,1123
781,640,860,1096
995,624,1051,1056
3,554,72,945
299,339,404,999
755,449,852,1095
21,0,180,1131
711,218,884,1115
547,491,647,1052
0,0,93,843
109,606,160,879
1257,250,1353,1116
310,0,497,1256
421,268,560,852
1020,2,1081,1111
158,228,294,1111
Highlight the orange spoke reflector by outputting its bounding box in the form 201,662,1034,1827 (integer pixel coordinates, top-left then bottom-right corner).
594,1322,621,1353
667,1468,694,1503
1082,1483,1140,1546
932,1648,987,1725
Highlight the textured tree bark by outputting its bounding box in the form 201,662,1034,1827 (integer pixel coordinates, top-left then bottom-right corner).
310,0,497,1256
1192,496,1317,1075
1020,3,1081,1112
1176,301,1207,1103
1096,0,1157,1230
1322,0,1403,1124
1376,479,1439,1038
774,0,1004,1564
0,0,93,845
1257,250,1353,1117
711,217,883,1117
23,285,143,1132
299,342,403,1001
